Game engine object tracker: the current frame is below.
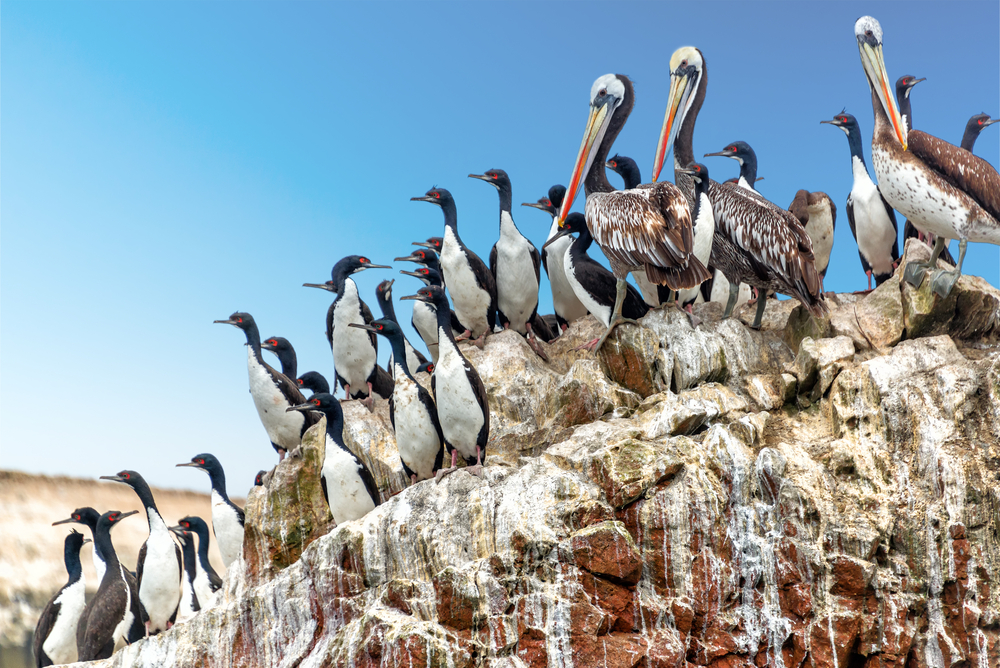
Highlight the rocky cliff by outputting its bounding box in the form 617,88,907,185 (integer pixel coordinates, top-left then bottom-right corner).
70,244,1000,668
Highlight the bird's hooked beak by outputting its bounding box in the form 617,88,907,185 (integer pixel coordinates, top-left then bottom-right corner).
557,98,617,228
856,20,907,149
83,538,92,544
303,282,337,292
175,462,201,469
99,474,127,484
213,318,239,327
348,323,379,333
468,173,498,187
411,240,435,248
521,201,548,210
982,117,1000,128
703,148,734,158
359,262,392,270
400,293,429,304
52,517,76,526
114,510,140,522
542,227,573,249
395,253,423,262
399,268,425,279
410,195,437,204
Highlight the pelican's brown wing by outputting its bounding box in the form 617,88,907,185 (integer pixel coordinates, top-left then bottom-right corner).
585,183,709,290
909,130,1000,222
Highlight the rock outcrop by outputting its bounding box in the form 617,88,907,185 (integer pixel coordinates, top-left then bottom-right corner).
64,245,1000,668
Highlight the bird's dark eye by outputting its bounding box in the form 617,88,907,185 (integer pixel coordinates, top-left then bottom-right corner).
197,459,204,465
123,473,130,480
377,324,383,330
598,88,607,96
433,192,440,199
979,119,984,125
360,257,368,264
681,60,687,67
237,317,243,323
74,514,80,520
312,399,320,406
609,162,616,168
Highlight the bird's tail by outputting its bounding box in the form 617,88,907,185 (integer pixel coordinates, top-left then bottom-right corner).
645,256,712,291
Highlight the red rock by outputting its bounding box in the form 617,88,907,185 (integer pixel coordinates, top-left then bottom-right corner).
646,630,685,668
707,654,754,668
433,569,478,631
808,613,860,668
383,579,417,615
672,599,695,636
830,556,870,597
580,571,636,632
571,521,643,584
571,633,648,667
779,583,812,619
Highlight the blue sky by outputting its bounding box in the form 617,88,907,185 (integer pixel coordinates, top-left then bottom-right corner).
3,2,998,493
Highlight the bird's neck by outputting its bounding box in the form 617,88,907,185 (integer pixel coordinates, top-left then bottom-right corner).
94,527,121,577
378,293,398,323
434,298,459,344
496,184,513,215
619,163,642,190
739,154,757,185
209,468,229,501
323,411,347,449
243,323,262,358
64,541,84,584
574,227,594,255
441,200,459,234
275,349,296,380
387,334,414,380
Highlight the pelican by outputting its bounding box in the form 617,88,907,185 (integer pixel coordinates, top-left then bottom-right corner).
854,16,1000,296
652,47,826,329
555,73,710,350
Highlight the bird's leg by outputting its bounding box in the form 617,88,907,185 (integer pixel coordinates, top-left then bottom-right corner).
525,323,549,361
454,330,472,342
930,239,967,298
465,445,484,478
343,384,351,401
472,331,487,350
410,473,417,486
362,383,375,412
750,292,768,330
866,270,873,291
435,449,460,483
275,445,286,462
723,281,740,319
903,236,946,287
592,279,639,352
145,621,151,637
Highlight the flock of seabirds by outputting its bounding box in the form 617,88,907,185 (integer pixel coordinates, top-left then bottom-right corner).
33,18,999,666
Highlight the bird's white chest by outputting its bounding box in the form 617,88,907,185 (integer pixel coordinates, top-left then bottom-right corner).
192,564,215,610
544,222,587,323
247,348,302,448
433,340,483,457
872,147,970,240
332,281,377,389
176,569,198,623
138,513,181,630
850,157,899,274
212,491,244,568
42,579,86,664
392,371,441,481
564,250,612,327
412,302,440,361
441,228,491,334
494,213,538,331
322,436,376,524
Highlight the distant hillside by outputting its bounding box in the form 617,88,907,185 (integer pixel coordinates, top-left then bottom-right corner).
0,470,242,654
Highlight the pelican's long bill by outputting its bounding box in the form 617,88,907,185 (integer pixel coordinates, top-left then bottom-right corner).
855,17,907,150
652,48,701,183
556,95,614,227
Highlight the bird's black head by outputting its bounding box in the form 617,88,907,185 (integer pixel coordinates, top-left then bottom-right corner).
53,507,100,527
286,392,343,418
400,265,443,287
821,111,860,137
351,317,403,340
400,285,448,308
177,515,209,535
521,195,556,216
375,279,395,301
411,188,454,208
412,237,443,251
469,169,511,193
261,337,292,355
394,248,438,265
332,255,391,280
98,509,138,530
679,162,710,184
548,184,567,210
895,75,925,99
254,470,267,486
297,371,330,395
100,470,146,489
562,212,587,234
214,312,255,331
416,361,434,374
705,141,754,164
966,113,998,136
176,453,222,475
169,526,193,543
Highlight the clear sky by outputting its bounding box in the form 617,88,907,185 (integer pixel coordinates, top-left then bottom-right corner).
3,2,998,494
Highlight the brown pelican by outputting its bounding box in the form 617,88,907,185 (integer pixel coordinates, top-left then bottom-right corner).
855,16,1000,296
788,190,837,280
652,47,826,329
554,73,709,349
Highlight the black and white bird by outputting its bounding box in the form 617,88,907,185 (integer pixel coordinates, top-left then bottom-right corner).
401,286,489,479
412,236,444,254
260,336,297,382
168,527,200,624
411,188,497,348
254,471,267,486
286,393,381,524
100,470,181,635
788,190,837,279
215,312,319,459
470,169,544,352
895,74,925,135
350,318,444,484
652,47,825,329
673,163,717,312
374,278,429,375
556,73,710,349
176,454,245,569
522,185,589,331
854,16,1000,296
961,113,998,153
174,516,222,608
75,510,145,661
604,155,673,308
822,112,899,289
544,213,650,350
304,255,394,410
297,371,331,396
52,508,105,584
397,265,465,362
33,531,89,667
704,141,759,192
